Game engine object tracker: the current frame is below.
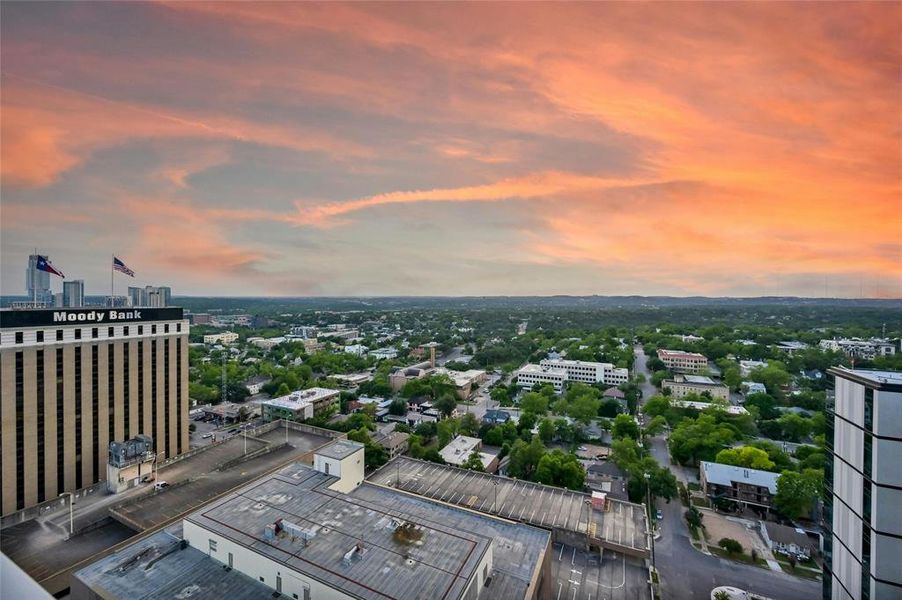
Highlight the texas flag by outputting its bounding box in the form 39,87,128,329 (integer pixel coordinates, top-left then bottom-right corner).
113,256,135,277
35,255,65,278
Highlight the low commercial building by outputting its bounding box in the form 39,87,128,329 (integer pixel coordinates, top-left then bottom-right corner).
538,358,629,386
389,361,432,392
699,461,779,510
433,367,487,400
343,344,368,356
328,372,372,388
260,388,340,422
774,340,808,355
739,360,769,377
249,336,285,351
199,402,246,424
657,349,708,373
439,435,499,473
72,442,552,600
819,337,896,359
203,331,238,345
242,375,271,395
670,399,748,415
662,374,729,400
368,347,398,360
516,363,568,392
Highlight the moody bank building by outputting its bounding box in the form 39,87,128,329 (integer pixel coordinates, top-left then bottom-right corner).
0,307,189,516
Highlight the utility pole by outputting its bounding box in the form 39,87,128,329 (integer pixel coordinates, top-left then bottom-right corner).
221,352,228,405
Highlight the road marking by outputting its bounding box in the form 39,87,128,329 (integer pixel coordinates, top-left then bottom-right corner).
571,547,576,565
570,588,577,600
570,569,582,575
556,582,562,600
559,544,565,561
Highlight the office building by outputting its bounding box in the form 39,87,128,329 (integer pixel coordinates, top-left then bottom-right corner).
63,279,85,308
662,374,730,400
260,387,341,422
539,358,629,386
739,359,769,377
824,368,902,600
369,347,398,360
516,363,568,392
71,442,552,600
25,255,53,305
203,331,239,345
127,286,144,307
0,306,190,516
143,286,171,308
657,349,708,373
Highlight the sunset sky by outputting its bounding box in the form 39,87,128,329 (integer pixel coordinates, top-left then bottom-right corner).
2,2,900,297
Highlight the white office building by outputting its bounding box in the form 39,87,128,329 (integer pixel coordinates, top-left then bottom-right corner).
820,339,896,360
538,358,629,386
516,364,568,392
824,368,902,600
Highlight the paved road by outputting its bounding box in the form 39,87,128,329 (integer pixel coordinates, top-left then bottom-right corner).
633,345,820,600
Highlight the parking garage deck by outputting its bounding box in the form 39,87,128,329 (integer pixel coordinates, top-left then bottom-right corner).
368,457,649,557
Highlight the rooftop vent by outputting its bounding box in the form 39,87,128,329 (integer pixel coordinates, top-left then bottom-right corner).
342,542,367,566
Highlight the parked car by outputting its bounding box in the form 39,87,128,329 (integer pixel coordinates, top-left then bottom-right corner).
154,481,170,491
656,509,663,521
201,433,213,439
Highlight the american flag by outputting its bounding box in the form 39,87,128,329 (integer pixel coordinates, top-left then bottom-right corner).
112,256,135,277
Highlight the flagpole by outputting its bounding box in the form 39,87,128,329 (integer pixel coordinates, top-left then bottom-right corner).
33,247,38,307
111,254,114,306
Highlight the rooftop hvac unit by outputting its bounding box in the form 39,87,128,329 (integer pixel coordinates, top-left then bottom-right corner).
281,519,317,542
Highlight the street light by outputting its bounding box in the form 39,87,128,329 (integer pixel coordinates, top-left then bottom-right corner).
492,479,499,512
153,451,166,485
644,472,656,575
59,492,74,539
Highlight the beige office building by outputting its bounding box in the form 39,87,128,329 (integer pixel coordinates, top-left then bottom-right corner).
0,307,189,516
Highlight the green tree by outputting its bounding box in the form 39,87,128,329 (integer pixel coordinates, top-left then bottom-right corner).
777,413,811,442
743,393,779,420
612,414,640,440
520,392,549,415
685,506,703,529
461,449,485,471
433,393,459,418
718,538,743,554
774,469,823,519
459,413,480,437
538,418,555,443
668,414,738,465
723,366,742,391
437,419,458,448
643,415,667,438
714,446,776,471
534,450,586,490
507,437,546,480
749,364,791,396
388,398,407,416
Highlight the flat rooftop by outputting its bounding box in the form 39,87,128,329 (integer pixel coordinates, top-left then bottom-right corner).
184,462,549,600
829,367,902,389
315,439,364,460
657,349,706,359
680,375,719,385
368,457,649,557
518,363,567,375
72,530,273,600
261,387,339,410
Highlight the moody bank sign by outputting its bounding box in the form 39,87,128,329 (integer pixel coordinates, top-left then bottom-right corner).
0,307,183,328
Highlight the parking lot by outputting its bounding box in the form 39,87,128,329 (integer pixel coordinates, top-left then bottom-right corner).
551,543,651,600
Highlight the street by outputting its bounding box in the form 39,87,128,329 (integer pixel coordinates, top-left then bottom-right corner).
632,345,820,600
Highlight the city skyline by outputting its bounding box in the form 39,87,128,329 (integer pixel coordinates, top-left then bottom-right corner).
2,2,900,297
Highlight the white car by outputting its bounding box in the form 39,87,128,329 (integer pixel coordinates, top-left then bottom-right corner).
201,433,213,439
154,481,169,491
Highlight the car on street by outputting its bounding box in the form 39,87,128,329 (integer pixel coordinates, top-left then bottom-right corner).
154,481,169,491
656,509,663,521
201,433,213,439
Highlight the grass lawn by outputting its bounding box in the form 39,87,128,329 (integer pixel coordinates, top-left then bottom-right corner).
709,547,767,568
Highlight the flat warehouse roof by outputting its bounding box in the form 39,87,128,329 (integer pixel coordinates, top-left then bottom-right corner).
369,457,649,557
184,462,549,600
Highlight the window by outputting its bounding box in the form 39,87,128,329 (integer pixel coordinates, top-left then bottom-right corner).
324,462,330,475
151,325,156,334
37,330,44,343
209,539,217,553
15,332,23,344
228,552,233,568
56,330,63,341
138,326,143,335
108,327,114,338
176,324,181,332
123,326,129,336
164,324,169,333
75,329,81,340
92,328,98,339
